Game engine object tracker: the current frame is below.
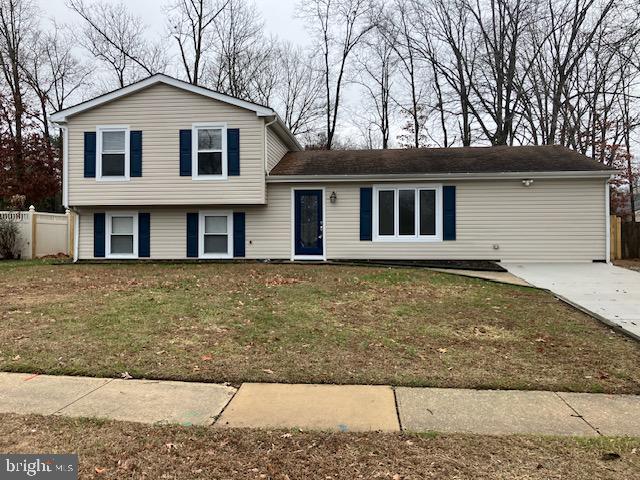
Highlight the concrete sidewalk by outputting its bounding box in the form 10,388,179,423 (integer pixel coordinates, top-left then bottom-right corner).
2,372,640,436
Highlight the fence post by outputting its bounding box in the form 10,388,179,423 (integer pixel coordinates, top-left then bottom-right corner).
66,209,75,257
29,205,36,259
617,217,622,260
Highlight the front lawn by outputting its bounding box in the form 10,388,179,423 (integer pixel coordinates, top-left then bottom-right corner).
2,414,639,479
1,262,639,392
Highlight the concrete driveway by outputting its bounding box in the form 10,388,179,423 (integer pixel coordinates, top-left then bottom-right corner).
503,263,640,340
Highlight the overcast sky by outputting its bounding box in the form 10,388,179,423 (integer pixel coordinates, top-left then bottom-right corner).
38,0,309,46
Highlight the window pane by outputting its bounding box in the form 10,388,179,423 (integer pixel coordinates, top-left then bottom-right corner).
102,130,125,152
399,190,415,235
300,194,319,248
204,216,227,234
111,235,133,254
102,154,125,176
198,152,222,175
198,128,222,150
111,216,133,234
420,190,437,236
378,190,394,236
204,234,228,254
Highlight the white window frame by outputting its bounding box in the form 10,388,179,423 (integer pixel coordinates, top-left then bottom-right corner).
96,125,130,181
192,123,228,180
105,211,138,259
198,210,233,259
373,184,443,242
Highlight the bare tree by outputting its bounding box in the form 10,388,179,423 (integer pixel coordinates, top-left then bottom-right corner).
167,0,229,85
380,0,430,148
68,0,166,88
274,43,323,136
299,0,376,149
205,0,275,103
355,23,397,148
412,0,475,146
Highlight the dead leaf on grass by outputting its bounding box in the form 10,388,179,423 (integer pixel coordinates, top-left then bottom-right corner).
262,369,274,375
437,348,448,354
94,467,107,474
201,355,212,361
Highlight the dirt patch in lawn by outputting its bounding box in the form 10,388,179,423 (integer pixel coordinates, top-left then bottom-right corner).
1,262,640,393
1,414,639,479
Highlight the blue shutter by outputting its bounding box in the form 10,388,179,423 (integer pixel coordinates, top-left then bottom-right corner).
179,130,192,176
186,212,198,258
360,187,373,241
233,212,245,257
130,131,142,177
227,128,240,176
138,213,150,257
94,212,105,257
84,132,96,178
443,186,456,241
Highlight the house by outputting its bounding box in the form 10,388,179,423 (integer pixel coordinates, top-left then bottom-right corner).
50,74,616,263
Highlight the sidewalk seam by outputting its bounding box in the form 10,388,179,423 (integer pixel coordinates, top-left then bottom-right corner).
392,387,403,432
210,384,241,427
51,379,115,415
553,391,601,436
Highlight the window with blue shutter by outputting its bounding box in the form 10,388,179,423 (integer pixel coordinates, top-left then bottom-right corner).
227,128,240,176
94,212,105,257
130,131,142,177
233,212,245,257
443,186,456,241
186,212,198,257
84,132,96,178
138,212,150,257
179,130,192,176
360,187,372,241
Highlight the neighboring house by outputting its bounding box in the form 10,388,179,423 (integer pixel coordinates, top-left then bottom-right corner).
51,74,616,263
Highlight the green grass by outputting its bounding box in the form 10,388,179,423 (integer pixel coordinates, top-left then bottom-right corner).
1,262,640,392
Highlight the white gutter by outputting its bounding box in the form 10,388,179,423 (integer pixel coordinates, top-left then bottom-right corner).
266,170,619,183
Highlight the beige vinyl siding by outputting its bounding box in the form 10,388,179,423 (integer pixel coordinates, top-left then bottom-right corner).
266,127,289,173
261,178,606,262
67,83,266,206
77,178,607,262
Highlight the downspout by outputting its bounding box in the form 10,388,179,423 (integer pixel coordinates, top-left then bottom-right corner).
72,207,80,263
55,122,77,262
54,123,69,208
264,117,277,175
605,176,612,263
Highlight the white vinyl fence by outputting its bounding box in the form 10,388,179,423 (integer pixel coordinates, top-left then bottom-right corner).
0,206,75,259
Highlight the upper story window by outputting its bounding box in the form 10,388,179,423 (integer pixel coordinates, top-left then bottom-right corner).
373,185,442,242
192,123,227,180
97,126,130,181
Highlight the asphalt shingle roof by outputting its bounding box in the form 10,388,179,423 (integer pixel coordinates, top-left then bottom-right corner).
270,145,614,176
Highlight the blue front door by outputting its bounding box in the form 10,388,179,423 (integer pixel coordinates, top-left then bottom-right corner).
294,190,324,256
